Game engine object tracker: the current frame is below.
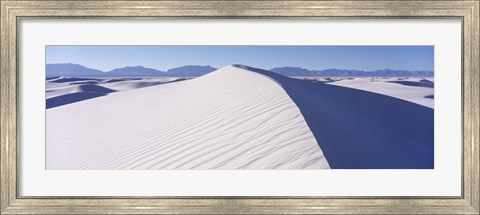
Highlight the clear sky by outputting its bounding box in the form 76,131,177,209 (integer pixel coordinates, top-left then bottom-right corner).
46,46,434,72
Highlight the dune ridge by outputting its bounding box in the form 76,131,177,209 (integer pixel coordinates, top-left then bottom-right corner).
47,65,434,169
235,65,433,169
46,66,330,169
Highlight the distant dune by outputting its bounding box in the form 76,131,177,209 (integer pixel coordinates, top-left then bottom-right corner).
328,77,434,108
46,65,433,169
46,77,187,108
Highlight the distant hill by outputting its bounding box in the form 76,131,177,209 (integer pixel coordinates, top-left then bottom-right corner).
46,63,104,77
270,67,434,77
107,66,166,76
46,64,218,77
166,65,217,76
106,65,218,77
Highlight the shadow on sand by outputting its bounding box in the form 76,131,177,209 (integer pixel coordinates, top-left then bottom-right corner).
46,79,190,109
389,80,434,88
46,92,106,109
51,77,102,83
234,65,434,169
46,85,116,109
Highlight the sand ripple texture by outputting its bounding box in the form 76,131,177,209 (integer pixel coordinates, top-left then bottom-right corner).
46,66,330,169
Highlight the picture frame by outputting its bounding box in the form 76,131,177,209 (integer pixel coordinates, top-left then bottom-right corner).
1,0,478,214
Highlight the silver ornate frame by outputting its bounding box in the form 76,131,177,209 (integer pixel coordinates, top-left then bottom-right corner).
1,1,479,214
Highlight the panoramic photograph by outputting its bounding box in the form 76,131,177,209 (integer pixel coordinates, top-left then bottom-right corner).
45,45,434,169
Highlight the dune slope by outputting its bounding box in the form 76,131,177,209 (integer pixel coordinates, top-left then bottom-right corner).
46,66,330,169
238,65,433,169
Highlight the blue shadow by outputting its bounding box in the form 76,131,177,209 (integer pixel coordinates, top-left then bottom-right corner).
46,92,106,109
234,65,434,169
389,80,434,88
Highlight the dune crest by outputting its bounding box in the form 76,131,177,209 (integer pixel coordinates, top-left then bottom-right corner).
235,65,433,169
46,65,330,169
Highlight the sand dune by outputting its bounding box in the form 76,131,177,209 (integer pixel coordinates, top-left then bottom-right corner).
389,79,434,88
70,84,116,94
51,77,102,83
46,77,188,108
46,92,107,109
46,65,433,169
238,65,433,169
46,66,330,169
328,77,434,108
102,79,175,91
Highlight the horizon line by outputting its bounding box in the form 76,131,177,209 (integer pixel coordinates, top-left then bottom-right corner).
46,63,435,73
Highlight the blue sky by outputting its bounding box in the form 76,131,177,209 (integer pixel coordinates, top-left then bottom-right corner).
46,46,434,72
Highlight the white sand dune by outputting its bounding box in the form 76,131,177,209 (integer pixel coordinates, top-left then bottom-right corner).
328,77,434,108
46,77,188,108
102,79,174,91
244,66,433,169
46,77,183,98
46,66,330,169
70,84,116,94
46,84,77,99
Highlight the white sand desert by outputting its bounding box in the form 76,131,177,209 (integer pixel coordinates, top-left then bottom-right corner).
46,65,330,169
327,77,434,108
46,65,434,169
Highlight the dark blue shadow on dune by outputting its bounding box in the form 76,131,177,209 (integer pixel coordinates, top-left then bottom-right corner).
389,80,434,88
51,77,101,83
46,79,188,109
105,78,143,83
46,92,106,109
47,85,116,109
46,76,60,80
104,79,127,83
75,85,116,93
69,81,99,85
233,65,434,169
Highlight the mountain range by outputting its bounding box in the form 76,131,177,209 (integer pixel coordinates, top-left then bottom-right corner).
46,63,434,77
270,67,434,77
46,64,104,77
46,64,218,77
